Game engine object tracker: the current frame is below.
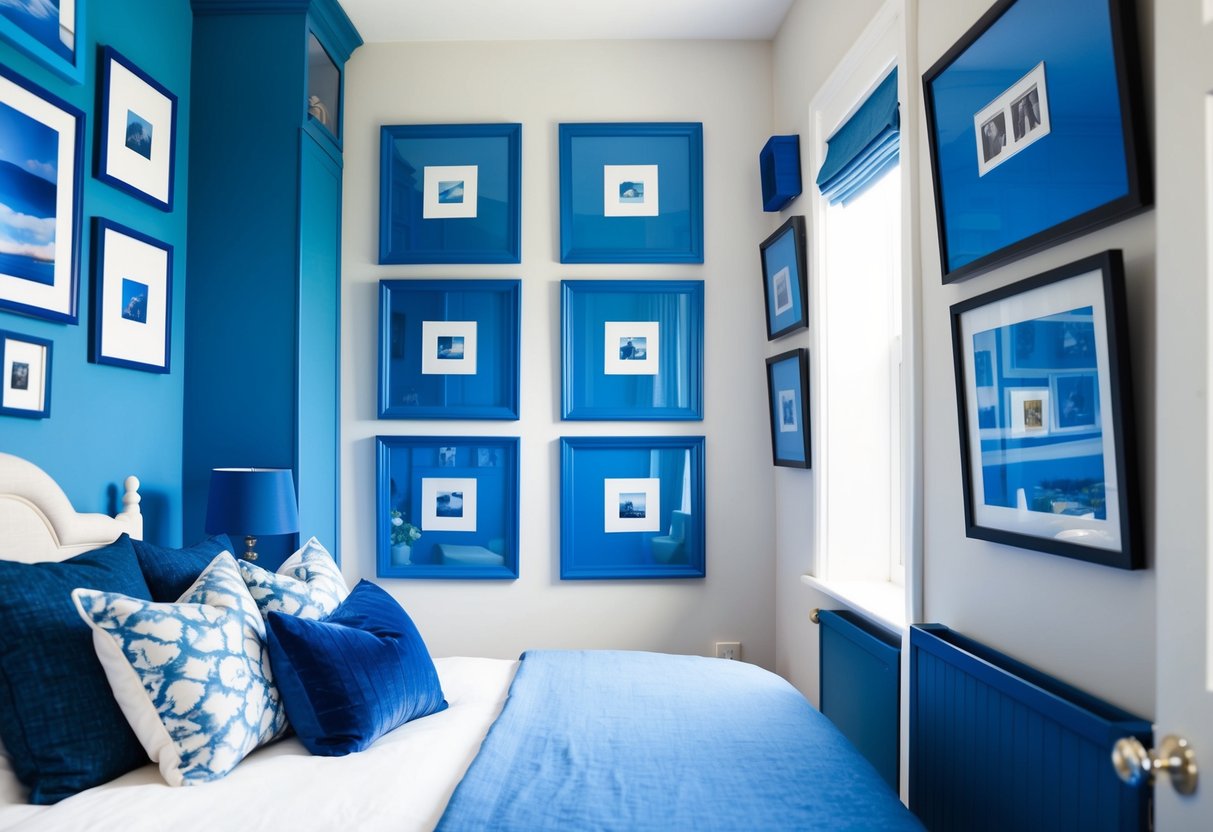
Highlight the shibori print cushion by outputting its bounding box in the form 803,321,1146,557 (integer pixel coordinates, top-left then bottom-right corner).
238,536,348,621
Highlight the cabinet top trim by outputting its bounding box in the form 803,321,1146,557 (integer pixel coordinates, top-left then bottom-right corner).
191,0,362,58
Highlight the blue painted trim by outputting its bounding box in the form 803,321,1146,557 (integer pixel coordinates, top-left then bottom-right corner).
90,218,173,374
0,0,86,84
0,329,52,418
191,0,363,60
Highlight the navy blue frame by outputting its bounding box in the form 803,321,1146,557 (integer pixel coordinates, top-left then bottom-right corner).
91,218,173,374
760,215,808,340
0,0,85,84
765,348,811,468
0,329,52,419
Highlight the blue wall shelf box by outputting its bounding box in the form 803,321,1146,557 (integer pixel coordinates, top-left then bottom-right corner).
759,135,802,212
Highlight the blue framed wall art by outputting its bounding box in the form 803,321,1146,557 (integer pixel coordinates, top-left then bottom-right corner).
0,0,85,84
0,329,52,419
759,215,808,340
91,218,172,373
766,348,810,468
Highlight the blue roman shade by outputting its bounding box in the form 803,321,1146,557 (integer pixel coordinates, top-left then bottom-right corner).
816,68,900,205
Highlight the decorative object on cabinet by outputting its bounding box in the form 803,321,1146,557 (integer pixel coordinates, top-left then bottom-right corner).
766,348,811,468
759,135,802,212
306,31,339,139
759,215,808,340
376,435,519,580
561,279,703,421
950,249,1141,569
96,46,178,212
922,0,1150,283
559,122,703,263
560,435,705,579
378,279,521,420
379,123,522,265
91,218,172,373
0,64,83,323
0,329,51,418
204,467,300,563
0,0,85,84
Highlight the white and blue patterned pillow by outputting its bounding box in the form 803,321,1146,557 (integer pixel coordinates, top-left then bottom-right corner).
238,536,348,621
71,552,287,787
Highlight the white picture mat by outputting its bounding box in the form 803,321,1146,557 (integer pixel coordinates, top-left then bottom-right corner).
603,164,659,217
421,477,478,532
99,227,169,367
2,337,46,411
422,320,478,375
772,267,792,316
423,165,479,219
778,388,798,432
974,61,1051,177
603,320,659,375
1008,387,1050,437
603,477,661,533
104,58,173,204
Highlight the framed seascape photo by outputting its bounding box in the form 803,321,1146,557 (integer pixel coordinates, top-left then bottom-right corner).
0,0,85,83
766,348,811,468
560,436,705,579
923,0,1150,283
379,123,522,264
378,279,521,420
0,329,51,418
376,435,519,580
759,215,808,340
91,218,172,373
0,64,83,323
561,279,703,421
97,46,178,211
559,122,703,263
950,249,1141,569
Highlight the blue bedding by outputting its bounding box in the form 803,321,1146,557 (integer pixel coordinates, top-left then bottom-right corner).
437,650,924,831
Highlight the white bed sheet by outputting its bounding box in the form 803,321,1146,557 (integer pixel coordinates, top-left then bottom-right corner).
0,657,518,832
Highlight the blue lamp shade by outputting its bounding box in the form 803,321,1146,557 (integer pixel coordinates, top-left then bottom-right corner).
205,468,300,538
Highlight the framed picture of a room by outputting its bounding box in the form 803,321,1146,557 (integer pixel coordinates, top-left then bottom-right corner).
765,348,811,468
759,215,808,340
0,0,85,83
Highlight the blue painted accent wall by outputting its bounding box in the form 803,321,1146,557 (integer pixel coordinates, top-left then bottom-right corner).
0,0,192,545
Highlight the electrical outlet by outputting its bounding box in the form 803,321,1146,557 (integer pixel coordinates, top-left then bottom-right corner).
715,641,741,661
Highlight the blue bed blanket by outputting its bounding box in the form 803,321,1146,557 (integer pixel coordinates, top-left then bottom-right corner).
436,650,924,831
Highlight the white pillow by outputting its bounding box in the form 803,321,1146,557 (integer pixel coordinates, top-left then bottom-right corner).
71,552,287,787
238,536,348,620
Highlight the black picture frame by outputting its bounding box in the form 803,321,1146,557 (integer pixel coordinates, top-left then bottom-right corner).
765,348,811,468
759,215,808,340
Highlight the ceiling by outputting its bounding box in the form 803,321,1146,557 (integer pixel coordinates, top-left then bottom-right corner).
338,0,796,43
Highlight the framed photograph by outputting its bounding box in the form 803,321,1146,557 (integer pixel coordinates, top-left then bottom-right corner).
91,218,172,373
0,0,85,84
378,279,521,420
561,279,703,421
96,46,178,211
560,436,705,579
923,0,1150,283
950,249,1141,569
376,435,519,580
559,122,703,263
0,329,51,418
759,215,808,339
379,123,522,264
765,348,811,468
0,64,84,323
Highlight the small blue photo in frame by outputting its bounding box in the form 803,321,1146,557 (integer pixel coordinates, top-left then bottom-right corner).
376,435,519,580
560,436,705,579
0,329,51,418
379,279,521,420
91,218,172,374
766,348,810,468
759,215,808,340
0,0,85,84
562,279,703,421
559,122,703,263
379,123,522,264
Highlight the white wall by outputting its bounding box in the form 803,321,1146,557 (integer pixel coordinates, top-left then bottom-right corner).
340,40,779,666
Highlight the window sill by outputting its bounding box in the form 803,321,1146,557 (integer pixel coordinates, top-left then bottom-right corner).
800,574,906,634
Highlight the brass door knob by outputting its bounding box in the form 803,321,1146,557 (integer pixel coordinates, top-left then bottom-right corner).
1112,735,1198,795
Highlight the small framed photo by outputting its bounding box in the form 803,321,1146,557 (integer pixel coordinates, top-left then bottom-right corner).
559,122,703,263
0,0,85,83
950,249,1141,569
560,436,705,579
759,215,808,340
96,46,179,211
0,330,51,418
765,348,811,468
378,279,521,420
561,280,703,421
376,435,519,580
91,218,172,373
379,123,522,264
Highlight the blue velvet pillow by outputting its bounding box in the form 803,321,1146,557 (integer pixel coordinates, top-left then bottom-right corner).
0,534,152,803
265,580,447,756
132,533,233,601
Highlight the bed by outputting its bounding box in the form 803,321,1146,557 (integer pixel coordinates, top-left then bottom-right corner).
0,452,923,831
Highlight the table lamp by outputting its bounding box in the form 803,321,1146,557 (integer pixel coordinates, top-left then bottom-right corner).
205,467,299,562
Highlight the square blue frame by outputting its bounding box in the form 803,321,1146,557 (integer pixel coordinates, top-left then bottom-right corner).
376,435,520,580
561,279,703,421
560,436,705,579
766,348,811,468
760,215,808,340
379,123,522,264
90,218,173,374
0,0,86,84
0,329,52,419
378,279,521,420
559,122,703,263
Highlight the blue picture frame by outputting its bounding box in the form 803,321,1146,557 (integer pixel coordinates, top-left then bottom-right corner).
376,435,520,580
766,348,811,468
950,249,1141,570
760,215,808,340
559,122,703,263
560,436,705,579
0,329,52,419
91,218,173,373
379,123,522,264
923,0,1150,283
0,63,83,323
0,0,86,84
378,279,521,420
561,279,703,421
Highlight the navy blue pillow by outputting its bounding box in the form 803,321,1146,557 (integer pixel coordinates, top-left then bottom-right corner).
265,580,447,756
133,533,233,601
0,534,152,803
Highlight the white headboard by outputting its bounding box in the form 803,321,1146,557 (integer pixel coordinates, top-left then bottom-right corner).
0,452,143,563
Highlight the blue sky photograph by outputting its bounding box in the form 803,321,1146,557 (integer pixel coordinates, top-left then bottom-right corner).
0,0,71,62
0,96,58,285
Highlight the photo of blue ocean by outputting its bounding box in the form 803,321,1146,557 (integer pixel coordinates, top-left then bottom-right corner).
0,0,72,62
0,97,58,287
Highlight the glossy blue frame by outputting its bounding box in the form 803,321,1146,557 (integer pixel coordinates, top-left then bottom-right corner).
376,435,520,580
379,123,522,264
560,436,705,579
0,0,86,84
91,218,173,373
378,279,521,420
0,329,52,419
760,215,808,340
559,122,704,263
766,348,811,468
